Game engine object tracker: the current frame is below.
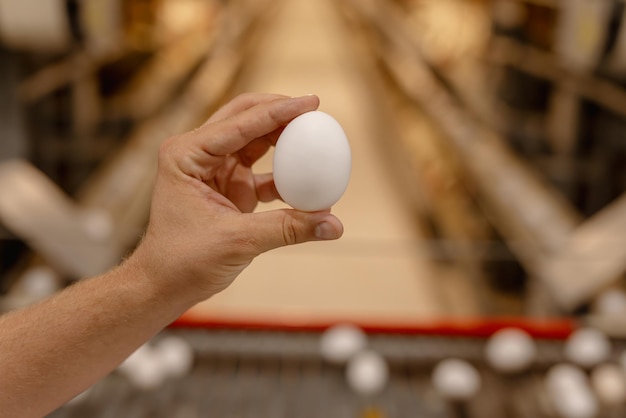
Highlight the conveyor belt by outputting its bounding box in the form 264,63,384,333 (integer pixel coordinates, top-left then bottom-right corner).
47,329,626,418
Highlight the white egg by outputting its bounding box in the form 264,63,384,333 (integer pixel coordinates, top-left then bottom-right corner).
346,350,389,396
431,358,481,401
118,343,167,390
565,328,612,369
319,324,367,364
546,364,598,418
546,363,588,394
485,328,537,374
19,266,59,299
273,111,351,212
553,389,598,418
593,288,626,315
118,343,152,373
590,363,626,405
126,358,167,390
154,335,194,378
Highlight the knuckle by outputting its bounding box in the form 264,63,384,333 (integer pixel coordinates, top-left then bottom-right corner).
281,215,299,246
235,121,249,141
236,92,256,104
158,136,177,164
157,135,191,176
267,105,284,126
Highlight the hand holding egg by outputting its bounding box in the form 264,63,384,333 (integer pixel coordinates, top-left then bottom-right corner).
132,93,346,303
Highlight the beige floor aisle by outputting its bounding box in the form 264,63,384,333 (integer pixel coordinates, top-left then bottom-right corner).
185,0,446,324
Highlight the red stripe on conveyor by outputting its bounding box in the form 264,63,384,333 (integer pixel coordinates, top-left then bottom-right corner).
171,313,576,339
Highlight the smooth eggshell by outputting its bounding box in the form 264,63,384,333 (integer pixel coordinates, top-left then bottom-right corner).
546,364,598,418
346,350,389,396
565,327,611,369
155,335,194,378
591,363,626,405
273,111,351,211
319,323,368,364
485,327,537,374
432,358,481,401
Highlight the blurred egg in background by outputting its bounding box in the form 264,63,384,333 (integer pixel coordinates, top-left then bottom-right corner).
1,0,626,416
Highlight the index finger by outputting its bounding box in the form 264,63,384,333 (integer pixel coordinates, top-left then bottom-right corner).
190,95,319,157
204,93,290,125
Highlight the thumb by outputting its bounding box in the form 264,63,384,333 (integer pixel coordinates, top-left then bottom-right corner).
246,209,343,254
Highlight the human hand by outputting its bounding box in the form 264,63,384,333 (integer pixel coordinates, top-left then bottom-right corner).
130,93,344,303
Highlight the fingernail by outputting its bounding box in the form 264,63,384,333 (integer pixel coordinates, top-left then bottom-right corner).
315,221,337,240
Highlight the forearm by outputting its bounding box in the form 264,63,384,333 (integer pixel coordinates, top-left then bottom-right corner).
0,93,343,418
0,256,199,418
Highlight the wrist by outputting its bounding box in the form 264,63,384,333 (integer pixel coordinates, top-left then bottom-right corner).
120,245,207,316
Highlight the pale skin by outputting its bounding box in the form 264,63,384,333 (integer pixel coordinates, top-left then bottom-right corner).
0,93,343,418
